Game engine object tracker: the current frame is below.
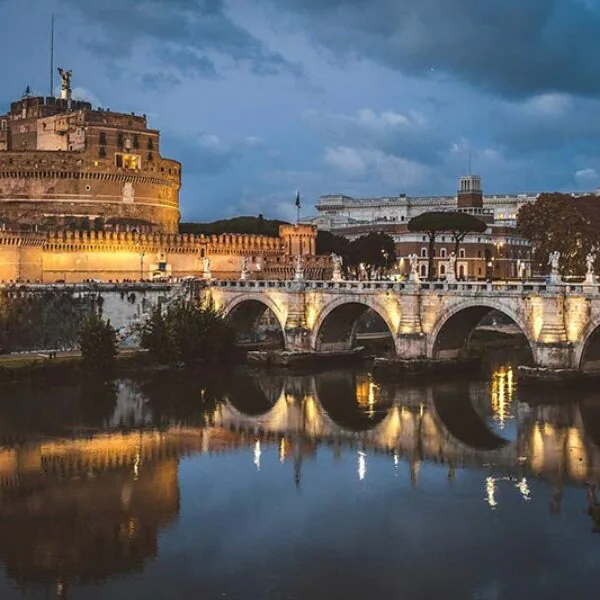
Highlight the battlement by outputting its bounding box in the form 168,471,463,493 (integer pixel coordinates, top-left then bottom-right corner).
43,229,284,255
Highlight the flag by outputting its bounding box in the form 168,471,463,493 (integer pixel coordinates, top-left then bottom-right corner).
295,190,301,209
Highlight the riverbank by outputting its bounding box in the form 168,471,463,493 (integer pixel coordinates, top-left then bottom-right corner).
0,350,152,384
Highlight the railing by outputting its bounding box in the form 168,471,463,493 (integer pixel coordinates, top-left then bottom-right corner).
210,278,600,295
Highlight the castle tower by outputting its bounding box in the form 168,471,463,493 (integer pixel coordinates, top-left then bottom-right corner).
457,175,483,208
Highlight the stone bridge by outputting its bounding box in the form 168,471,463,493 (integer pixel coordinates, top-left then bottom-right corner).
205,279,600,372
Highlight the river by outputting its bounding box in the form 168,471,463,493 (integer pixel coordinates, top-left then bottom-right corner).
0,361,598,599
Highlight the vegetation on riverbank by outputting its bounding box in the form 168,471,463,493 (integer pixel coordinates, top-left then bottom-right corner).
141,298,237,367
79,314,118,371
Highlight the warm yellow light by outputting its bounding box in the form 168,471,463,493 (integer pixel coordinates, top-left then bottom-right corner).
486,476,498,509
490,365,514,430
279,438,287,463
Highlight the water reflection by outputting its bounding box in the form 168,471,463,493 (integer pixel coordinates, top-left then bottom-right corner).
0,364,599,596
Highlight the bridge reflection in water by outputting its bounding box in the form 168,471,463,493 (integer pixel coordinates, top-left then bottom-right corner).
0,366,598,595
215,366,600,498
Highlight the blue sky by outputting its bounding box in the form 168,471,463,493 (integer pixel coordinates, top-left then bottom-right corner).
2,0,600,222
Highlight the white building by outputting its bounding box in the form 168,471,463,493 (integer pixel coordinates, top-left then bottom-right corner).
311,180,537,230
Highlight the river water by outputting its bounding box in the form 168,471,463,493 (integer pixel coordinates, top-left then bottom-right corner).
0,362,598,600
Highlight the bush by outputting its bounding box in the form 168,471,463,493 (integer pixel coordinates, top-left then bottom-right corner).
141,299,236,367
79,314,118,371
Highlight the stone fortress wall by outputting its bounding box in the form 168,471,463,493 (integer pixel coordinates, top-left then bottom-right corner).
0,224,318,283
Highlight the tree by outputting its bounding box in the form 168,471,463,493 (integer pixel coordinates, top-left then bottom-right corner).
446,213,487,276
79,314,118,371
347,232,397,279
408,211,486,279
517,193,600,276
141,299,236,367
316,231,351,260
180,216,287,237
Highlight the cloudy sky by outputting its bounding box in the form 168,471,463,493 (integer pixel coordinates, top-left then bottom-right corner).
1,0,600,222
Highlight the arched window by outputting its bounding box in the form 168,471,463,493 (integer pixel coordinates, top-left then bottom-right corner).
459,249,466,259
420,248,427,258
440,264,446,275
440,248,447,258
420,264,427,277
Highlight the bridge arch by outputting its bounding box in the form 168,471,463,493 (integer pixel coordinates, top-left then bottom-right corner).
574,318,600,374
220,294,286,348
314,370,393,432
428,301,535,361
311,298,397,353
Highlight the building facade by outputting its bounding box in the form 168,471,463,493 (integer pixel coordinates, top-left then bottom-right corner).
310,176,534,280
0,73,181,233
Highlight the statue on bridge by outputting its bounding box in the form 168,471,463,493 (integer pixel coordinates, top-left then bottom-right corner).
240,256,249,281
294,254,304,281
203,256,212,280
446,252,457,283
585,249,597,285
331,253,343,282
548,251,561,284
408,253,420,284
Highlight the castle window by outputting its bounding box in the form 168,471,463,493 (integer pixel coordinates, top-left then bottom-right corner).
147,152,153,162
440,248,447,258
459,249,466,258
133,135,139,149
117,133,124,147
148,138,154,150
99,147,106,158
115,152,141,170
99,132,107,145
420,248,427,258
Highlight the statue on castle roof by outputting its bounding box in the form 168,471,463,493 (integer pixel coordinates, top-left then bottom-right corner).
58,67,73,98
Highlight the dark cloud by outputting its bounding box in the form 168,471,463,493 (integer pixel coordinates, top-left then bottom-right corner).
162,132,241,177
139,72,182,92
491,95,600,154
261,0,600,99
60,0,304,79
302,108,447,166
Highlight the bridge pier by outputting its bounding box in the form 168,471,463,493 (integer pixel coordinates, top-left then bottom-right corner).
396,333,427,359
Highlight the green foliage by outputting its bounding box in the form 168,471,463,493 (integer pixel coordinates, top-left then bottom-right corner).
180,215,287,238
316,230,351,256
141,298,236,367
517,193,600,276
408,211,487,278
0,291,95,353
79,313,118,371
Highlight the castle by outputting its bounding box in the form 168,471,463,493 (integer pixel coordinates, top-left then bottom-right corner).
0,69,319,283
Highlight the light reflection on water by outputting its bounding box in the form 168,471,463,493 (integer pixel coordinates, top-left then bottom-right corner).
0,365,599,599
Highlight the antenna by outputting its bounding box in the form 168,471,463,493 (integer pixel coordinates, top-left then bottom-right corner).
50,14,55,96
